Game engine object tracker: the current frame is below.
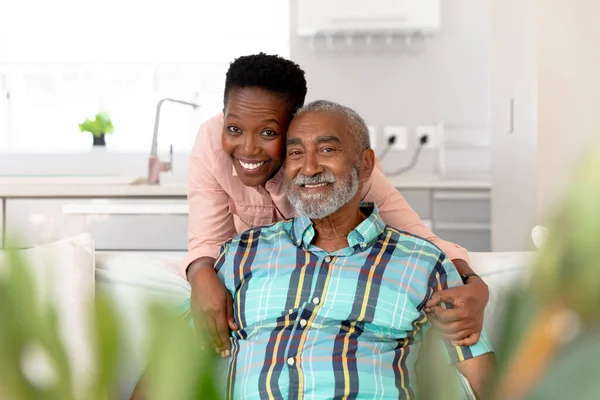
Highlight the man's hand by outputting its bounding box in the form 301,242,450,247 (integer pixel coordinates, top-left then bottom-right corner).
188,257,238,358
425,276,489,346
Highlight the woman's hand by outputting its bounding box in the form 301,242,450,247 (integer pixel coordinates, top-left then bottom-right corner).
425,275,489,346
188,258,238,358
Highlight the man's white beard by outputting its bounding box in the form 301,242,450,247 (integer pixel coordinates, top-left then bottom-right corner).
285,165,360,220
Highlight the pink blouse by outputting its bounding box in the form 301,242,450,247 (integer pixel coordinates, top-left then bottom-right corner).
181,113,468,276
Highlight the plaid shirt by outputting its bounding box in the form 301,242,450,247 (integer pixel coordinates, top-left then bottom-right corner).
214,206,492,399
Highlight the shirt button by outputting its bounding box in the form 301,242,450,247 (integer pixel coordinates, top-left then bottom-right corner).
324,256,331,263
312,297,320,305
300,319,307,327
287,357,295,366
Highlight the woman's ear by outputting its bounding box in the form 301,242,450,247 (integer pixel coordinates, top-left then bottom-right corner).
359,148,375,183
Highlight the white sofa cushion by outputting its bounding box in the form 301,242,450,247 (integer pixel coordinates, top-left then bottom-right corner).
469,251,535,347
0,233,96,393
94,252,190,399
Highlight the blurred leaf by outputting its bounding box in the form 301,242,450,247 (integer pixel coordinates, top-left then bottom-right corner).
0,250,74,399
525,331,600,400
0,242,220,400
144,303,221,400
417,330,463,400
491,144,600,399
85,293,123,400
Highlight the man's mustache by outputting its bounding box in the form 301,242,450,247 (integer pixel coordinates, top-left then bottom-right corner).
292,172,337,186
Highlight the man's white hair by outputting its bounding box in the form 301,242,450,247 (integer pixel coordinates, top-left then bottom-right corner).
294,100,371,152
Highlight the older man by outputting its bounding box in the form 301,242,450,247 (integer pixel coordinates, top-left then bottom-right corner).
213,100,494,399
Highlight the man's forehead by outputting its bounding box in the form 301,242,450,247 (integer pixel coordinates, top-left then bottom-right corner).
288,110,348,140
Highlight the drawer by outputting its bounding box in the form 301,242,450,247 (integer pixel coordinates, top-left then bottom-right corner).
5,198,189,251
433,190,490,224
397,189,431,220
434,223,491,252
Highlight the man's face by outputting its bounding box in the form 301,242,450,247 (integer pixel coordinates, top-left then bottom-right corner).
284,111,362,219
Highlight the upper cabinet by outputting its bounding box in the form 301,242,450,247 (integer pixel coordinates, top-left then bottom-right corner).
296,0,441,36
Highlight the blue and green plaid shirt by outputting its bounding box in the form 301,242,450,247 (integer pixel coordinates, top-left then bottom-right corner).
214,206,492,399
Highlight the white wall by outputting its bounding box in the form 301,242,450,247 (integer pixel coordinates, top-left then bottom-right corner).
290,0,493,178
536,0,600,219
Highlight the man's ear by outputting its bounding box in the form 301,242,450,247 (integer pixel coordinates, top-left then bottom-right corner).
359,148,375,183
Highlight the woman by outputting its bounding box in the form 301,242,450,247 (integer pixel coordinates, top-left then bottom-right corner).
183,53,489,357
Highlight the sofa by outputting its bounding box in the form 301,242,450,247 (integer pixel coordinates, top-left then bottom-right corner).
0,233,535,399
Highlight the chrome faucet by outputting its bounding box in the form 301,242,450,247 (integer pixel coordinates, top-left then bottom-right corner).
148,98,200,184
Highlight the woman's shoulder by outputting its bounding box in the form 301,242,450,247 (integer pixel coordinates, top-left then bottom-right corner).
196,112,225,150
191,112,226,157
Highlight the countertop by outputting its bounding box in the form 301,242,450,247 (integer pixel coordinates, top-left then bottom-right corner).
0,175,491,198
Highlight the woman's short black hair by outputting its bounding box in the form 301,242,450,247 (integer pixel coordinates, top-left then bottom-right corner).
224,53,307,113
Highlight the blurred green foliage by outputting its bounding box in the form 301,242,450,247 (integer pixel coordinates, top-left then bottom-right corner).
0,250,221,400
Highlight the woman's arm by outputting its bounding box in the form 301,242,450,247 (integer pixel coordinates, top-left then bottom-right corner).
182,116,239,356
362,166,489,345
362,166,470,262
180,117,237,278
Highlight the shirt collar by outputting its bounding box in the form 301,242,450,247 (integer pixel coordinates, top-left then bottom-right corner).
291,203,386,249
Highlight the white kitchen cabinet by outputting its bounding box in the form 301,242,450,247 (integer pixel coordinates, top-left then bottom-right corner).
5,198,189,251
433,190,491,224
434,224,492,253
399,189,431,220
398,188,491,252
491,0,538,251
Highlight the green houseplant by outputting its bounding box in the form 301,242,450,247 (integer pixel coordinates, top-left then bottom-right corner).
78,112,114,146
0,250,221,400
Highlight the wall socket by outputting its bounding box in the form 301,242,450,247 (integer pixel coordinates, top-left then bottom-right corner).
383,126,408,150
416,125,437,149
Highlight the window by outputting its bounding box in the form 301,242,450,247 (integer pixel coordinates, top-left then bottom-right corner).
0,0,290,153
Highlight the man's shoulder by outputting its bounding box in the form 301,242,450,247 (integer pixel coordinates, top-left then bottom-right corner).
227,219,294,249
383,225,448,261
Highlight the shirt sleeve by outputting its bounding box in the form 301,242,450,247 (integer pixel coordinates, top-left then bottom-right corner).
427,255,493,364
179,120,238,278
361,165,470,263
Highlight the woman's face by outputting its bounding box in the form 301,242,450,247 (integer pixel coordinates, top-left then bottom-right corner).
221,87,293,187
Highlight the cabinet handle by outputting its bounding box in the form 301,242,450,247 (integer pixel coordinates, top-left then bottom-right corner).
62,203,189,215
433,192,490,201
435,223,491,231
508,97,515,134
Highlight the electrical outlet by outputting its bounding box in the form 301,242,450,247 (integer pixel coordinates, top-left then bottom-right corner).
416,125,437,149
383,126,408,150
367,125,377,150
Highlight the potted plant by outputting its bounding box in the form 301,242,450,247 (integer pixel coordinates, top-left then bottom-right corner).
78,112,114,146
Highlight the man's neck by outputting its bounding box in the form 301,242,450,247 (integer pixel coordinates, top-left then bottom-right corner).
311,198,366,253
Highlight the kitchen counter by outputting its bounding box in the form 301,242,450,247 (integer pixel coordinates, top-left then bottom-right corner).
0,175,490,198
